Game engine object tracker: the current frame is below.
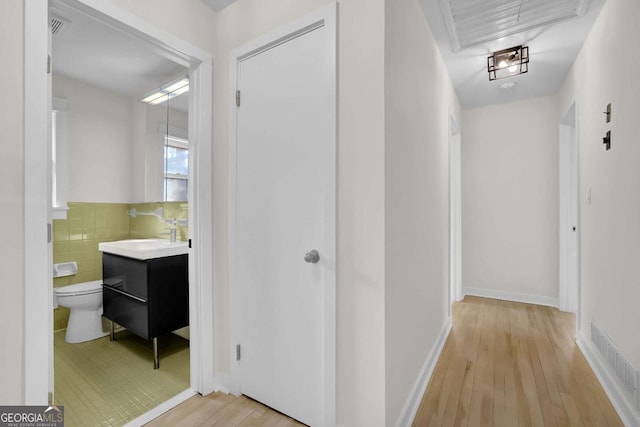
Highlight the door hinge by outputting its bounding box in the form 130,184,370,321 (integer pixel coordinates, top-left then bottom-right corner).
236,90,241,107
188,238,192,249
47,223,52,243
236,344,241,361
47,55,51,74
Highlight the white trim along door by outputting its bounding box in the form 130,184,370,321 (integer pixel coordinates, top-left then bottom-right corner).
229,4,337,426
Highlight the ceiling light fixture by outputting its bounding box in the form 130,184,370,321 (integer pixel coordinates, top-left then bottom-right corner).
141,76,189,105
488,45,529,81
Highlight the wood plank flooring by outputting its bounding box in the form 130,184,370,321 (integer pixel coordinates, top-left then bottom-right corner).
146,296,622,427
413,296,623,426
146,393,305,427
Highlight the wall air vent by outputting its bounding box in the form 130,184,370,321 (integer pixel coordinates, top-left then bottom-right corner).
50,14,70,36
438,0,592,51
591,322,640,410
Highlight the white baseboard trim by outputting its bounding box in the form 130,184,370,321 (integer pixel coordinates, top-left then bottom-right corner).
124,388,197,427
213,372,231,395
576,333,640,427
463,286,559,308
396,317,452,427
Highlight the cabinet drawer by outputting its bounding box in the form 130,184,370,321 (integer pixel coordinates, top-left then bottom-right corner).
102,253,148,299
103,287,149,340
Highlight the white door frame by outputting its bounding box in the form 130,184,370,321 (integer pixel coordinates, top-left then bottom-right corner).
24,0,51,404
228,4,337,425
24,0,215,404
559,100,580,323
449,114,462,315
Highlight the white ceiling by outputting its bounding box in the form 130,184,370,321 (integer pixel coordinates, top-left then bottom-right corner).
420,0,605,108
50,3,189,112
201,0,237,12
52,0,604,113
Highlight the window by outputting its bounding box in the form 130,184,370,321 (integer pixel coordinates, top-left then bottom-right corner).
163,134,189,201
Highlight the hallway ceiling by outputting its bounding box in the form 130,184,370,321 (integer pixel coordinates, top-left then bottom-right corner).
201,0,237,12
420,0,605,108
52,0,604,112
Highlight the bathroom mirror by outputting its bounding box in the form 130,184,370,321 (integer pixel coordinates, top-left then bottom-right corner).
161,83,189,203
50,1,189,204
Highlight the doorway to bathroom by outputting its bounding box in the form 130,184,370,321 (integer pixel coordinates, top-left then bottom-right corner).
24,0,214,423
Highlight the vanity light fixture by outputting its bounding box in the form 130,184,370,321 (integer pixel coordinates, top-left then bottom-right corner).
488,45,529,81
141,76,189,105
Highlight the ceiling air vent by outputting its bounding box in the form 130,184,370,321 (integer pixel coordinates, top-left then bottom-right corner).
50,14,70,36
438,0,592,51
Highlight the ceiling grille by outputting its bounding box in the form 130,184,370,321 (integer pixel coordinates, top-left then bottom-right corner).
438,0,591,51
50,14,70,36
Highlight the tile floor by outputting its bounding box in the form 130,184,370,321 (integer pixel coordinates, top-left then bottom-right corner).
54,330,190,426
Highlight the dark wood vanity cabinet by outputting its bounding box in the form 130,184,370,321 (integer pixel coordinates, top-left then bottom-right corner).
102,253,189,366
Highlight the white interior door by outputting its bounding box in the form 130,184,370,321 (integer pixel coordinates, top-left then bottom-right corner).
568,124,579,313
449,116,462,314
559,102,579,316
232,7,336,427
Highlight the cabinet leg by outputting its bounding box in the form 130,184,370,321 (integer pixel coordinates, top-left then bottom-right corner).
109,321,115,341
153,337,159,369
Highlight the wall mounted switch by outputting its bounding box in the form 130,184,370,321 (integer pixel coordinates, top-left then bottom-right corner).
603,130,611,150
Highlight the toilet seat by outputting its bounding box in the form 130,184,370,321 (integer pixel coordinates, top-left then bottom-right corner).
54,280,103,297
54,280,105,343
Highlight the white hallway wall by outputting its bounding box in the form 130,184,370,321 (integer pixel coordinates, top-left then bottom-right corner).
384,0,460,423
108,0,217,52
462,96,559,305
558,0,640,369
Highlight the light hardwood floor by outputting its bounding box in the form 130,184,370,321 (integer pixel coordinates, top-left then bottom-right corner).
146,393,305,426
413,296,623,426
147,296,622,427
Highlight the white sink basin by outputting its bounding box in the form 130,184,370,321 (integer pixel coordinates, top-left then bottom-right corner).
98,239,188,260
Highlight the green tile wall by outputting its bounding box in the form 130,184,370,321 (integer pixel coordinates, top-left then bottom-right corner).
129,202,189,242
53,201,189,331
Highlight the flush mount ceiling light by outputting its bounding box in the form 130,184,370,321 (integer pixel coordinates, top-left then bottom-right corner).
488,45,529,81
141,76,189,105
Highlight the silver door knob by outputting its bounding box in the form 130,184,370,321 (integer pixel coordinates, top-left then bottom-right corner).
304,250,320,263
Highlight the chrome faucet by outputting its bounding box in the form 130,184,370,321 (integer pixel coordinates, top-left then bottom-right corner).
159,227,177,243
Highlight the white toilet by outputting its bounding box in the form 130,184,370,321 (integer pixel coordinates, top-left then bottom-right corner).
54,280,104,343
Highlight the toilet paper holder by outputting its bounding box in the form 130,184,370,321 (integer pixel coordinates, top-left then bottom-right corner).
53,261,78,278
